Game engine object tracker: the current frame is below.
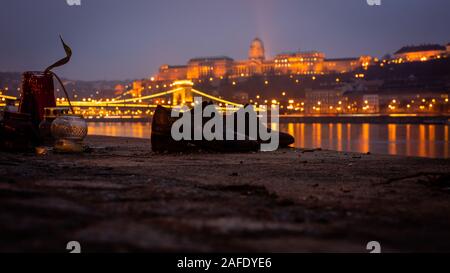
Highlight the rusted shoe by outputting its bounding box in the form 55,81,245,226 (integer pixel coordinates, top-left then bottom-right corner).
151,102,260,153
232,104,295,148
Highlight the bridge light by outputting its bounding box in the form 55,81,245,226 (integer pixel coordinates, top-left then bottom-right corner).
173,80,194,87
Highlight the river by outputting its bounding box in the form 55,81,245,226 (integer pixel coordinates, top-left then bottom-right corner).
87,122,450,158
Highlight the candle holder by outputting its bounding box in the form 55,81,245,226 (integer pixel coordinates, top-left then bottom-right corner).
51,115,88,153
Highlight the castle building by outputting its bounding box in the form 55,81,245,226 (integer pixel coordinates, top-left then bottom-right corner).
274,51,325,75
186,56,234,79
324,58,360,73
248,38,265,61
394,44,448,62
156,38,371,81
158,65,188,81
324,55,373,73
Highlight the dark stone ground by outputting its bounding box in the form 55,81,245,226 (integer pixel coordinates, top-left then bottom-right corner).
1,136,450,252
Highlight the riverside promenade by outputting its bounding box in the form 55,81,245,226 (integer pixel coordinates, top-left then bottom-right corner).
1,136,450,252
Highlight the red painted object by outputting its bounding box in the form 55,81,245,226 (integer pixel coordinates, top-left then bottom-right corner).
19,71,56,126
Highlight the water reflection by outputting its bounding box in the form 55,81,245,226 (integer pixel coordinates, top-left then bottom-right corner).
88,122,150,139
87,122,450,159
278,123,449,159
388,124,397,155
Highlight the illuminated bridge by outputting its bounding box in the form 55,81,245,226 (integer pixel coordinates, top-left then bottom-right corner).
1,80,245,119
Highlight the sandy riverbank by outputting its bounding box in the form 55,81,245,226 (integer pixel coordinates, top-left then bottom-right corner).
1,136,450,252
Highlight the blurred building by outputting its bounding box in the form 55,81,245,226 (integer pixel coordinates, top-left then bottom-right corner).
394,44,448,62
131,81,144,97
158,65,187,81
156,38,371,81
305,89,343,114
324,58,360,74
274,51,325,75
362,94,380,113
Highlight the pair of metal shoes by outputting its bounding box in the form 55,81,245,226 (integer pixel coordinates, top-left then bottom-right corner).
151,102,295,153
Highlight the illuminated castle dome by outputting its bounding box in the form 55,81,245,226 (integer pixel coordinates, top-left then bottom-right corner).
248,38,265,61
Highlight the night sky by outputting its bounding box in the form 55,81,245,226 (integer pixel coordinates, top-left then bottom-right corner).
0,0,449,81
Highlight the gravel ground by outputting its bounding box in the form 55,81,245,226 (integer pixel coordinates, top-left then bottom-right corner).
1,136,450,252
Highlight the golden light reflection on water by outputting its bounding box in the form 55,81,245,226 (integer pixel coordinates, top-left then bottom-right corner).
362,123,370,153
337,123,342,151
279,123,449,158
87,122,450,158
419,125,426,158
445,126,449,158
328,123,333,148
429,125,436,158
88,122,150,139
406,124,411,157
388,124,397,155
